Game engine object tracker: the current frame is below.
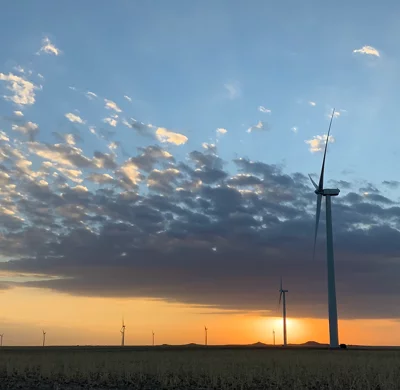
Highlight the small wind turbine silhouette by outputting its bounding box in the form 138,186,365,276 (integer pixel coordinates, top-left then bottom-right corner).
152,330,155,346
42,330,46,347
309,108,340,349
204,326,208,346
272,329,275,346
0,333,3,347
279,277,288,346
120,318,126,347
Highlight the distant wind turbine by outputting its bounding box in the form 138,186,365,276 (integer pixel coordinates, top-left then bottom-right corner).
42,330,46,347
309,108,340,349
152,330,155,346
279,277,288,346
272,329,275,346
204,326,208,346
121,318,126,347
0,333,3,347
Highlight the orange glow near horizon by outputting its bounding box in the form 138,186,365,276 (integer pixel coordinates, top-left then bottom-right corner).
0,287,399,347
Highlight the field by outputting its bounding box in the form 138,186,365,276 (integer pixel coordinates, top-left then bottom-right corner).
1,346,400,389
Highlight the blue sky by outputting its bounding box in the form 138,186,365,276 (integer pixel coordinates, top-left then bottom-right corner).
1,0,399,192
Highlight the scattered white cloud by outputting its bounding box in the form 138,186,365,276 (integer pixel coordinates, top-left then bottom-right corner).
0,72,37,106
58,167,83,183
65,113,85,124
258,106,271,113
38,37,62,56
224,82,241,100
247,121,269,133
353,45,380,57
309,101,316,106
12,122,39,139
155,128,188,145
121,161,141,185
85,91,98,100
13,66,25,74
108,142,119,151
103,117,118,127
0,131,9,142
291,126,298,133
64,134,76,146
216,128,228,136
38,73,44,80
104,99,122,113
72,185,88,193
14,111,24,117
202,143,217,153
124,95,132,102
305,134,335,153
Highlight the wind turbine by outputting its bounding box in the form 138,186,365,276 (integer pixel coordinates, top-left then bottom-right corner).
309,108,340,349
272,329,275,346
204,326,208,346
279,277,288,346
0,334,3,347
120,318,126,347
42,330,46,347
152,330,155,346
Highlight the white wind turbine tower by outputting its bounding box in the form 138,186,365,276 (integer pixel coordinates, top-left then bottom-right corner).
0,333,3,347
152,330,155,346
272,329,275,346
279,277,288,346
42,330,46,347
120,318,126,347
309,108,340,349
204,326,208,346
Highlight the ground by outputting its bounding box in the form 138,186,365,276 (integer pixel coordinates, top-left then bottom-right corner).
0,345,399,389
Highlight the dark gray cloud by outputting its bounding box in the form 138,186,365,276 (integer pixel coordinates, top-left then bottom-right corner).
0,131,400,321
383,180,400,189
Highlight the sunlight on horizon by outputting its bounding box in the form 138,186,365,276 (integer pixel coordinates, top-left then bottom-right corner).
0,287,398,347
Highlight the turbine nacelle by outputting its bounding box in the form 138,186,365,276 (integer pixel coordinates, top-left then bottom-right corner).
315,188,340,197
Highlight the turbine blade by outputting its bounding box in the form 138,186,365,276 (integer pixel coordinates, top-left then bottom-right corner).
308,174,318,189
319,108,335,190
313,194,322,260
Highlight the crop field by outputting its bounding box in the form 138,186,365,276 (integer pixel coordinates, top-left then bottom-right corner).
0,346,400,389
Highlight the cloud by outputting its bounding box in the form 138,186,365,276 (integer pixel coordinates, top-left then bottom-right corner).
1,135,400,321
305,134,335,153
309,101,316,106
155,128,188,145
353,45,380,57
224,82,241,100
65,113,85,124
14,111,24,117
247,121,269,133
12,122,39,140
202,143,217,153
216,128,227,136
382,180,400,189
103,117,118,127
258,106,271,113
85,91,98,100
291,126,298,133
0,73,37,106
104,99,122,113
124,95,132,102
38,37,62,56
120,160,142,186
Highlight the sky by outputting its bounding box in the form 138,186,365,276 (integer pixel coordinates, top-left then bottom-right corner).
1,1,400,346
